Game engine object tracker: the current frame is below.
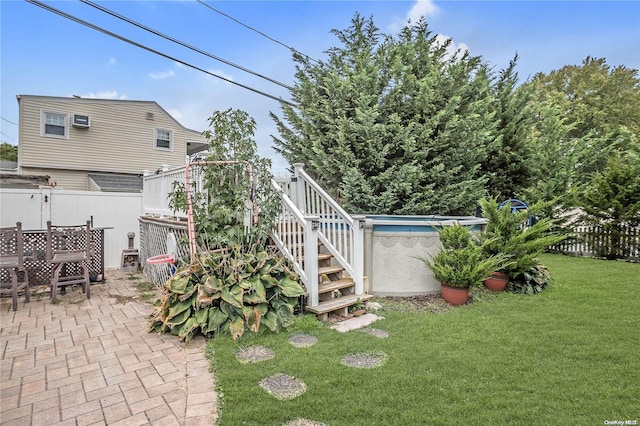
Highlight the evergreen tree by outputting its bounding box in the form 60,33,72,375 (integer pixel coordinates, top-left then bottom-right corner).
272,15,496,215
482,54,535,199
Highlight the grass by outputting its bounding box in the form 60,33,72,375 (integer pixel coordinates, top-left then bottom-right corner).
208,254,639,425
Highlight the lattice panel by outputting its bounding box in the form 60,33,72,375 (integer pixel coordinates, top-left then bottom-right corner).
0,229,105,287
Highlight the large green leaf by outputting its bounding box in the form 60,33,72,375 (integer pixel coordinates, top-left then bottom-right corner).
277,276,307,297
260,274,279,288
177,317,199,342
197,287,220,307
242,281,267,304
203,275,224,294
166,308,191,327
204,307,228,334
229,317,245,341
168,275,190,294
167,299,193,320
221,285,244,308
262,311,278,331
195,307,209,328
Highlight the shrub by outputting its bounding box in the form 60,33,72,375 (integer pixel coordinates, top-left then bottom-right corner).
147,245,306,342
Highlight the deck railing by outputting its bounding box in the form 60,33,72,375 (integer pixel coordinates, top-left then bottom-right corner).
141,163,365,307
290,163,365,298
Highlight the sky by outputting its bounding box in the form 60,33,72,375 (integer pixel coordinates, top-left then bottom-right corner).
1,0,639,175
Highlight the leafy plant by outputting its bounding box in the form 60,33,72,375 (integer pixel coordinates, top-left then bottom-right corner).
149,109,306,342
479,197,566,277
416,224,509,289
508,264,552,295
147,245,306,342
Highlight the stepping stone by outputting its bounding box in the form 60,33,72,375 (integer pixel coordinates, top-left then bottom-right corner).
259,373,306,400
330,313,384,333
236,345,275,363
360,328,389,338
341,352,387,369
283,420,326,426
288,333,319,348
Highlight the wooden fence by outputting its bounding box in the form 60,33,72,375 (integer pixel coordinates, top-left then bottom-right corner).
550,225,640,261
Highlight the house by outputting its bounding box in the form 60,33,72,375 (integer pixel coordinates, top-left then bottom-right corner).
16,95,209,191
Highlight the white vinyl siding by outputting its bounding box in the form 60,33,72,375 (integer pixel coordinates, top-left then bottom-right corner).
155,128,172,151
42,111,68,139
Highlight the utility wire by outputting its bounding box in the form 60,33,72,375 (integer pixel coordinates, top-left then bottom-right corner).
26,0,296,107
196,0,320,65
1,116,18,126
0,131,17,142
80,0,293,91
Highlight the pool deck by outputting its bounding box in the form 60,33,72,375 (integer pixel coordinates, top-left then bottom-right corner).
0,270,217,425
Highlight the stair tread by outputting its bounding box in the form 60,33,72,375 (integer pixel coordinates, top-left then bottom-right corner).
318,265,344,275
306,294,373,314
318,279,354,294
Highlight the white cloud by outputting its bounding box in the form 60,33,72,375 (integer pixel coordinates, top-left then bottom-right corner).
80,91,127,100
107,57,116,67
433,34,470,60
148,69,176,80
389,0,439,32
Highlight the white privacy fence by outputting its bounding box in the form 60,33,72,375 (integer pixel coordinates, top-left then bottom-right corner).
0,188,143,268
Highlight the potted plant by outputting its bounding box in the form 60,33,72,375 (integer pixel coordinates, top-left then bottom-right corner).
479,197,566,292
417,224,509,305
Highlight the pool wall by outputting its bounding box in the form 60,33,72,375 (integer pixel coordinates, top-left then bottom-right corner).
363,216,488,297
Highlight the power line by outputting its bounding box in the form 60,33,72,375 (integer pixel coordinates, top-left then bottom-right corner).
0,131,17,142
26,0,296,107
80,0,293,91
196,0,320,65
1,116,18,126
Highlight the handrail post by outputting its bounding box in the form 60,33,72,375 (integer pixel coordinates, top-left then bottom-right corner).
304,215,320,307
351,215,366,295
159,164,169,216
293,163,306,213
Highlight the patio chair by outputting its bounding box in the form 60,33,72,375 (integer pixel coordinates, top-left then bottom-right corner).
0,222,30,311
46,220,93,302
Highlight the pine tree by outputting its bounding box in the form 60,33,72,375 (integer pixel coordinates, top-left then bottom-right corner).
272,15,496,215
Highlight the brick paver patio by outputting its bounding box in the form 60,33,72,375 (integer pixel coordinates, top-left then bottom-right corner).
0,270,217,425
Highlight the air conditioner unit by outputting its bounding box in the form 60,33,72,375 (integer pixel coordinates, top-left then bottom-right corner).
72,114,91,128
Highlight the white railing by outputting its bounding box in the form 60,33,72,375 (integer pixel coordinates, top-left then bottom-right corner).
142,162,365,307
269,179,320,306
142,165,189,218
291,163,365,297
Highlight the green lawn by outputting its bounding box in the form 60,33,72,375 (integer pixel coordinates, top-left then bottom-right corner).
208,254,639,425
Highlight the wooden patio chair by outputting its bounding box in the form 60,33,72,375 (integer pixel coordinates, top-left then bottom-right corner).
0,222,30,311
46,220,93,302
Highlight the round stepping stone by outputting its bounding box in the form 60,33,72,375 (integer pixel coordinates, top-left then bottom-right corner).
287,333,319,348
259,373,306,400
341,352,387,369
235,345,275,364
283,419,326,426
360,328,389,338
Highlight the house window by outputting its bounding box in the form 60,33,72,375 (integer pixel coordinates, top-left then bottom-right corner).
42,112,68,138
155,129,172,150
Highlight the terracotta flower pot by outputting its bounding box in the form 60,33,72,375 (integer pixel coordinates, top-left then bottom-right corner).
440,283,470,305
483,271,509,292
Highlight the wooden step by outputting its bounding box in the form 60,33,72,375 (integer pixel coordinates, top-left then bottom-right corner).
318,265,344,276
305,294,373,315
317,253,333,261
318,279,354,294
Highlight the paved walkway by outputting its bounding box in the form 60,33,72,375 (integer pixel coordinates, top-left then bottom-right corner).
0,270,217,425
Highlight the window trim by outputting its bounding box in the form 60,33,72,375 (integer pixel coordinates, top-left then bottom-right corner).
154,128,173,151
41,110,69,139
